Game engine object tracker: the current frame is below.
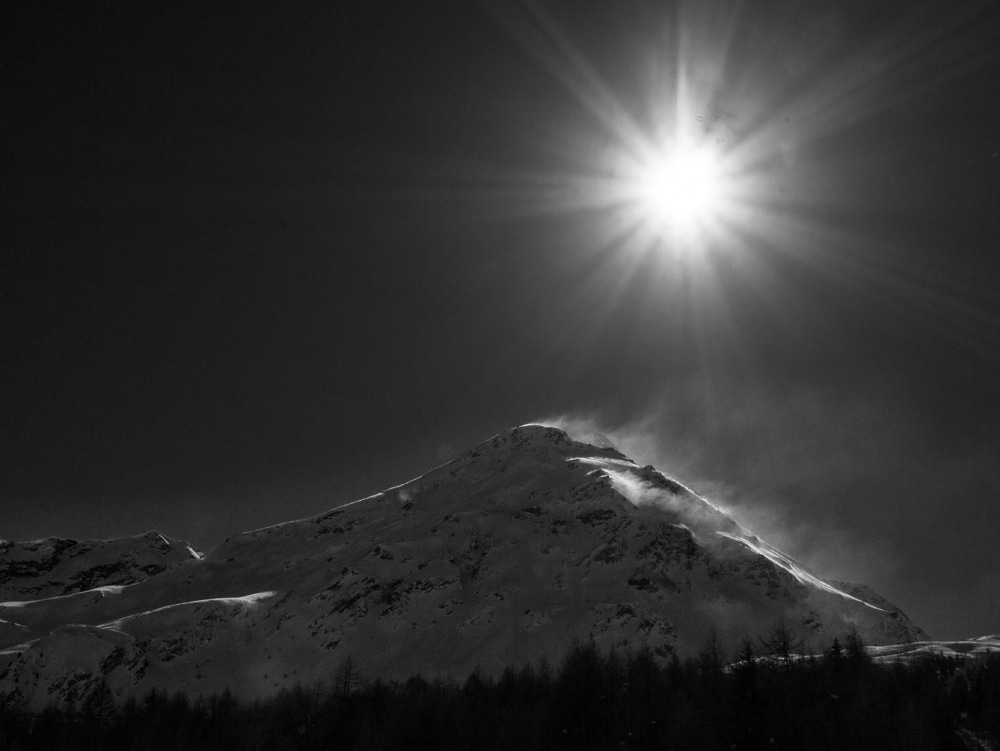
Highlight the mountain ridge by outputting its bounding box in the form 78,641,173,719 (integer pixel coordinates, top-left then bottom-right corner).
1,424,931,709
0,531,201,602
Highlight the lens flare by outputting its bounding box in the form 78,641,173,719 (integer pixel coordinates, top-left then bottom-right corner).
470,1,1000,362
634,141,724,239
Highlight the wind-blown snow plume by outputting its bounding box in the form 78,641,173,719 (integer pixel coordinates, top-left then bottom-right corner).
537,408,902,586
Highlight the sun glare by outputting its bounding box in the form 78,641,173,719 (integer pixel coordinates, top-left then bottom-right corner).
479,0,1000,368
634,142,724,239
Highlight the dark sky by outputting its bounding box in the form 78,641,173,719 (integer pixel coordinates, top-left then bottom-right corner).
3,1,999,640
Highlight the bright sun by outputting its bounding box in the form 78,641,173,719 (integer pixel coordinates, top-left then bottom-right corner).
633,141,724,239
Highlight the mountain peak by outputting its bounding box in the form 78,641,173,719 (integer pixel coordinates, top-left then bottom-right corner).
0,426,929,709
448,423,631,466
516,422,619,450
484,423,624,455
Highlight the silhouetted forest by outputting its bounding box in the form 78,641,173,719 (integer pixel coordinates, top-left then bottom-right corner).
1,627,998,750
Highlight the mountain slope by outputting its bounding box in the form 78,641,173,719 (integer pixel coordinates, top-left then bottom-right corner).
868,635,1000,664
0,531,201,602
0,425,928,709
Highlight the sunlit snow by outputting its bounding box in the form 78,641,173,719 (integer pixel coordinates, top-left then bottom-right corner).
717,532,884,611
99,591,278,632
572,455,883,611
0,584,128,610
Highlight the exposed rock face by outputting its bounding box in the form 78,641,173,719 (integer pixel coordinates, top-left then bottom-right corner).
0,532,201,601
0,425,928,709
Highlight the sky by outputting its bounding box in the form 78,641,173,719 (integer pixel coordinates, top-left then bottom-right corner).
3,1,999,640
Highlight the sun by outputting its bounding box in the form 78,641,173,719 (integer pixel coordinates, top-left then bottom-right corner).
632,140,725,240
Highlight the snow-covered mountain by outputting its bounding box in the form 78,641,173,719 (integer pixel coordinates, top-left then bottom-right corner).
0,531,201,601
868,635,1000,664
0,425,930,709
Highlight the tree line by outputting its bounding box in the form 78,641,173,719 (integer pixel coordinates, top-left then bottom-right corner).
1,625,998,750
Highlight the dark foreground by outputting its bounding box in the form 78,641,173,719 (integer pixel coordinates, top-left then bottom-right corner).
2,634,998,750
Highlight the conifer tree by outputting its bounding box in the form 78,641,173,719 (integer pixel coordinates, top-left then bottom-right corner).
827,636,844,668
335,656,361,697
758,618,804,664
844,625,869,663
698,625,726,675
